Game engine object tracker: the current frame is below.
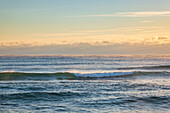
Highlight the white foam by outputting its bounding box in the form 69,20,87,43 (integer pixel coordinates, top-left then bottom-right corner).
74,71,135,77
1,70,15,73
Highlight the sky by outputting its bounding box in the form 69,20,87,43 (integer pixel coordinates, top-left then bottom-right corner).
0,0,170,55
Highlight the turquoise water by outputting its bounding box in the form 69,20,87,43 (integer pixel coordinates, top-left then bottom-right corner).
0,55,170,112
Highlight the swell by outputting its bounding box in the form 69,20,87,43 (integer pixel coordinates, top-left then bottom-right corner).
80,96,170,106
117,65,170,70
0,91,87,101
0,71,169,81
1,92,169,109
0,72,76,81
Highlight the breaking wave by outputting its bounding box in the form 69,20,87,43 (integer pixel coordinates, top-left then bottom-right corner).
0,71,169,81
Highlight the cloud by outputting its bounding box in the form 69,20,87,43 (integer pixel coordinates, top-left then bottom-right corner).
71,11,170,17
157,37,168,40
31,26,166,39
152,36,169,41
116,11,170,17
0,40,170,55
141,20,153,23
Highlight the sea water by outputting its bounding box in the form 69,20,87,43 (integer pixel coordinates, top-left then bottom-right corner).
0,55,170,112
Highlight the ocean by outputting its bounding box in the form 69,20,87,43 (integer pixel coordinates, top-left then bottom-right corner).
0,55,170,112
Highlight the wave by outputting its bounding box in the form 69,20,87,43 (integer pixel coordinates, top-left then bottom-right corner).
74,72,135,77
0,72,76,81
0,71,169,81
0,91,87,101
117,65,170,70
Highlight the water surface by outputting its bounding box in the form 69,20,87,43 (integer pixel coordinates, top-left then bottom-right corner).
0,55,170,112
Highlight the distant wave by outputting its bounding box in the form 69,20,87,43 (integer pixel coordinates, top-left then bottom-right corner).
0,71,169,81
117,65,170,70
0,72,76,81
144,65,170,69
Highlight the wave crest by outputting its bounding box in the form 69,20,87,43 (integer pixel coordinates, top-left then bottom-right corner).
118,65,170,70
0,71,169,81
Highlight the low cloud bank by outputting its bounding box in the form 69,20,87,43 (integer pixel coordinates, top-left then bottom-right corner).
0,42,169,55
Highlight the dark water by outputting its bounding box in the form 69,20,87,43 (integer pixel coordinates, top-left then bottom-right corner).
0,55,170,112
